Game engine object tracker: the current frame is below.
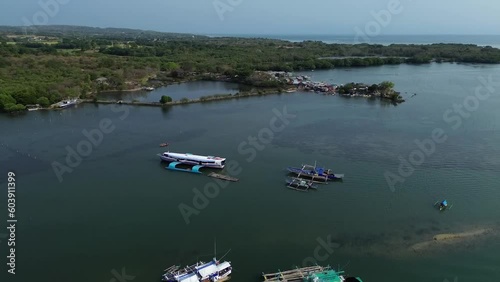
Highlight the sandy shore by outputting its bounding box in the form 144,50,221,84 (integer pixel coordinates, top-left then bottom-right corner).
314,224,499,259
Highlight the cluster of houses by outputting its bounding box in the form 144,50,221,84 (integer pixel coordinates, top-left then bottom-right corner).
248,72,402,102
262,71,337,94
294,81,337,94
338,83,374,97
288,74,337,94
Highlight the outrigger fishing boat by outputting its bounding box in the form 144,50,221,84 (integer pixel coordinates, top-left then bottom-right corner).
162,258,232,282
262,265,362,282
287,162,344,182
162,242,232,282
286,177,318,192
57,98,78,109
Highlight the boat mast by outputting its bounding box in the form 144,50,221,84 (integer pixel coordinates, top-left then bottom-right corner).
214,237,217,260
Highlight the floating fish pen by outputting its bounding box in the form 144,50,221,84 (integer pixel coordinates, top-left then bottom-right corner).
262,265,327,282
262,265,363,282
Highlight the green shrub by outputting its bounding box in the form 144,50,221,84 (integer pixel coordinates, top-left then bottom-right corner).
160,95,172,104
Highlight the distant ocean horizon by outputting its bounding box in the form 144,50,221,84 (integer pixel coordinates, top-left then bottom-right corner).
205,34,500,48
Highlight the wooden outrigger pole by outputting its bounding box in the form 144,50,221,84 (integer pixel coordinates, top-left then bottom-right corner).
297,164,303,179
288,165,310,192
287,179,308,192
286,177,318,192
300,162,328,183
163,265,180,273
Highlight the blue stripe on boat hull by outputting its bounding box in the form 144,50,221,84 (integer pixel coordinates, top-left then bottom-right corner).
159,155,224,169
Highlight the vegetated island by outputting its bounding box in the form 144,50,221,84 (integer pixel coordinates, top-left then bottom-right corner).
1,25,500,112
88,74,403,107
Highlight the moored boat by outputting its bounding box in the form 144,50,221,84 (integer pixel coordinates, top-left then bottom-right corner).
26,104,41,111
162,258,232,282
58,98,78,108
435,200,452,211
287,163,344,182
158,152,226,169
286,177,317,191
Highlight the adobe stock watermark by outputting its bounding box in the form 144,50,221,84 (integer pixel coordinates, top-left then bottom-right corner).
109,268,135,282
354,0,404,44
51,105,129,183
213,0,243,21
178,105,296,224
385,74,499,192
444,277,458,282
22,0,70,35
300,235,340,267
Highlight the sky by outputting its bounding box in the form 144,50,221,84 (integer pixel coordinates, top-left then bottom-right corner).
1,0,500,35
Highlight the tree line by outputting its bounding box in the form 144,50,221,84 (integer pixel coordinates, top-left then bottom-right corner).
1,28,500,112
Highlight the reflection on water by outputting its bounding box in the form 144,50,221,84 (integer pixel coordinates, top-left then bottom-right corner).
98,81,244,102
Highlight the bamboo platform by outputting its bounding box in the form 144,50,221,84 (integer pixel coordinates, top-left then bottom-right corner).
262,265,328,282
208,172,239,182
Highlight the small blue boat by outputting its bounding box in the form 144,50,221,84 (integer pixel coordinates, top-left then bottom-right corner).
435,200,452,211
166,162,203,174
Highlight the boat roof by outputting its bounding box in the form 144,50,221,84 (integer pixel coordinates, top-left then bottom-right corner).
164,152,225,161
216,261,231,271
177,273,200,282
196,261,218,278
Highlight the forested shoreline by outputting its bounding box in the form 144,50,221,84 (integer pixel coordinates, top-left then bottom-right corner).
1,25,500,112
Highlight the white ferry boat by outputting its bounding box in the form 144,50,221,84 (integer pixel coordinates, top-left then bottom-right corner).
158,152,226,169
162,258,232,282
26,104,41,111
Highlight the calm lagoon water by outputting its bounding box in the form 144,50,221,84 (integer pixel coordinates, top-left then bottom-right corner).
1,63,500,282
99,81,244,102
